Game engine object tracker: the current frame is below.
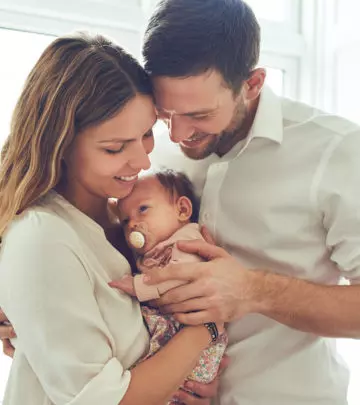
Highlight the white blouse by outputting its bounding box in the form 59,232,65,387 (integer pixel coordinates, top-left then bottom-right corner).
0,192,149,405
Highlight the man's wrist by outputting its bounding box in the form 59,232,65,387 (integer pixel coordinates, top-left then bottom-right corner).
243,269,275,315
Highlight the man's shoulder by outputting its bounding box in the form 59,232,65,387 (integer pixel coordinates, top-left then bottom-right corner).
281,97,360,139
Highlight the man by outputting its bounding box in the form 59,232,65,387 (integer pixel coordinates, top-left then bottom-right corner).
1,1,360,404
139,0,360,404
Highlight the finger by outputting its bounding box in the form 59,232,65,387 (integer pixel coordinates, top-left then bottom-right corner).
158,280,206,306
161,298,210,314
142,262,202,285
218,354,230,375
175,310,215,325
0,308,9,323
0,325,16,339
2,338,15,358
174,389,210,405
200,226,216,245
176,240,229,261
184,378,219,399
109,276,136,296
107,198,120,222
146,299,160,309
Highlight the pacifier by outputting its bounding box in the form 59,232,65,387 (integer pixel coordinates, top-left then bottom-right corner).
129,231,146,249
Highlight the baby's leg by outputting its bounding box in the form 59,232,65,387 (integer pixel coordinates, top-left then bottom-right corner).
139,305,179,361
186,332,228,383
139,306,228,404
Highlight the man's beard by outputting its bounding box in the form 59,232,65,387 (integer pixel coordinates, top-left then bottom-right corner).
180,100,249,160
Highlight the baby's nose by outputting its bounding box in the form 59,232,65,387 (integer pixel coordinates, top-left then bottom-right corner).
128,220,147,233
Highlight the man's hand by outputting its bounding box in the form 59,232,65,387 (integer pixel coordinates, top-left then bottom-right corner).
143,240,263,324
0,308,15,358
174,355,230,405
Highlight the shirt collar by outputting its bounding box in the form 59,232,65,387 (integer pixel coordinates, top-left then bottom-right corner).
248,85,283,145
218,85,284,162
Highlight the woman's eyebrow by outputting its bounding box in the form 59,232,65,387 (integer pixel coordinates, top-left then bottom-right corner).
98,138,132,144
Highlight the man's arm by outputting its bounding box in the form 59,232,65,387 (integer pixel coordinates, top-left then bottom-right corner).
143,240,360,338
144,130,360,338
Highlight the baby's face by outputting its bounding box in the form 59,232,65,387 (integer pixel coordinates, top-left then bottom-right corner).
118,176,184,254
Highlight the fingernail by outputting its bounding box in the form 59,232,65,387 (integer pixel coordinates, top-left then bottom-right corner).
185,381,194,389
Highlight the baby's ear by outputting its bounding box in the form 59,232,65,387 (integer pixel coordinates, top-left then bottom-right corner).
176,196,193,222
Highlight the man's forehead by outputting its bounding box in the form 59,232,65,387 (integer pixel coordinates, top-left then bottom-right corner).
152,71,229,113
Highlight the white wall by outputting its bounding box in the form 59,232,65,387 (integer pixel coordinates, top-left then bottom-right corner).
0,0,144,57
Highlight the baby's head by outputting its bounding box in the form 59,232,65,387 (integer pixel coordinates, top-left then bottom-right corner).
118,169,199,255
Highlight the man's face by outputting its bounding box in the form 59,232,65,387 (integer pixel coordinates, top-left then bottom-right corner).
152,70,252,159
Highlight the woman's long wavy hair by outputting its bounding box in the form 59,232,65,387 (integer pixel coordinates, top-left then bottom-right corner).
0,32,152,237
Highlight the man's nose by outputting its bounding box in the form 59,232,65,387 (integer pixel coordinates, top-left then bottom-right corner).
169,115,194,143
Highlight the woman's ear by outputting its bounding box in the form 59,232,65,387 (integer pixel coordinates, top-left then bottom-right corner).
176,196,193,222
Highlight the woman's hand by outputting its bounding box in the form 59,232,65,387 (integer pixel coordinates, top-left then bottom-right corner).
0,308,16,358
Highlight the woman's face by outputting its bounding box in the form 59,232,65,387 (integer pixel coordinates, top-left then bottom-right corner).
64,94,156,203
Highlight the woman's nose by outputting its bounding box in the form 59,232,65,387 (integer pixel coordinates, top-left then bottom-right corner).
129,144,151,171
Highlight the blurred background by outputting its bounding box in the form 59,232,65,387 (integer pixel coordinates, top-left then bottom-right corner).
0,0,359,404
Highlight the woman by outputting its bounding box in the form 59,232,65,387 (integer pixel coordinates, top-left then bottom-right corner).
0,32,221,405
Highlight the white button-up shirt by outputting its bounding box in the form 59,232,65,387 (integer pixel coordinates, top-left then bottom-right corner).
150,86,360,405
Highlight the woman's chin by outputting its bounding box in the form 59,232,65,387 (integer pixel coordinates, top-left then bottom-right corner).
112,182,136,200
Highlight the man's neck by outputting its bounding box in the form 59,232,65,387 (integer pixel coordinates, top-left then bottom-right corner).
216,96,260,157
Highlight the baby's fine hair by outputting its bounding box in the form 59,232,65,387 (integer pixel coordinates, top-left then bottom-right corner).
154,169,200,223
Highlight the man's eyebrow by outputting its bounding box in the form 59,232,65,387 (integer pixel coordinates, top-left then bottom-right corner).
156,106,218,117
182,108,218,117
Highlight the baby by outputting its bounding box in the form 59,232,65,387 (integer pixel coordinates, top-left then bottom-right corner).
115,169,228,403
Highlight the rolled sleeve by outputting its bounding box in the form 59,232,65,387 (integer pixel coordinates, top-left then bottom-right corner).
0,219,130,405
318,130,360,282
68,359,131,405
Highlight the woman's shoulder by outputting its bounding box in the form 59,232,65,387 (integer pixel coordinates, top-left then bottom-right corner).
3,194,80,248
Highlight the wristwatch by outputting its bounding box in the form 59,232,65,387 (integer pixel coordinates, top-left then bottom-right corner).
177,321,219,343
204,322,219,342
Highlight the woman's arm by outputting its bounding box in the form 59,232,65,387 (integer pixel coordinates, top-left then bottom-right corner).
0,219,217,405
122,325,211,405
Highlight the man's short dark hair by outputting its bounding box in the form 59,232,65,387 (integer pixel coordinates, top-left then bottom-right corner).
154,169,200,223
143,0,260,94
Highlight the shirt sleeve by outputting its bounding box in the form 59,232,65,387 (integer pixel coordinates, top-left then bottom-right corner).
317,130,360,283
0,216,130,405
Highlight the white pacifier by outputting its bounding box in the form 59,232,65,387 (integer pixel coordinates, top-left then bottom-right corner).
129,231,146,249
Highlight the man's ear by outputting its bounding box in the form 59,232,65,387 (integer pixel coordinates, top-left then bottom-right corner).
244,67,266,101
176,196,193,222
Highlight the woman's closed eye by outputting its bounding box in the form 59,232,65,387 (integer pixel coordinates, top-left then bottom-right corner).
105,144,125,154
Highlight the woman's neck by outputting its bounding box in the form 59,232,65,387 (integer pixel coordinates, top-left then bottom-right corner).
56,182,110,228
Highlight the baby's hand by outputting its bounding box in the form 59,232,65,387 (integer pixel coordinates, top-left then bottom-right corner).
109,275,136,297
